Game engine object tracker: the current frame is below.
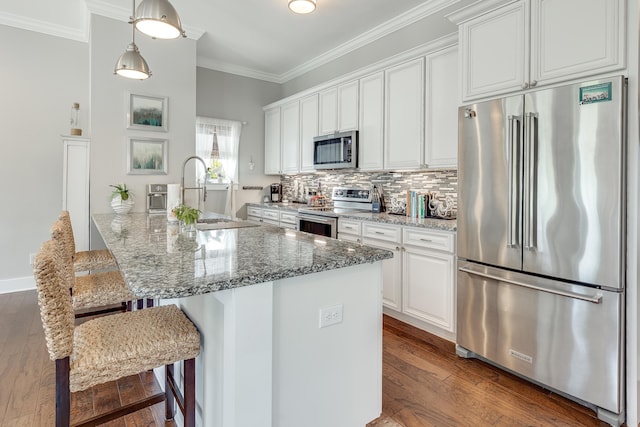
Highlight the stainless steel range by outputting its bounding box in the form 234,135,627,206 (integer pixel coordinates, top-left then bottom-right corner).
297,187,372,238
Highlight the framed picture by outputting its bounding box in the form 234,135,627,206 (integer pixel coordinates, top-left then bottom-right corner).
126,93,168,131
127,137,168,175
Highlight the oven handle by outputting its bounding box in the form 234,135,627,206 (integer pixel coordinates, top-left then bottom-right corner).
297,214,337,225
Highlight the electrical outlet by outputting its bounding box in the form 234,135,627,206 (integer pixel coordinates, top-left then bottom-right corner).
29,253,36,266
319,304,343,328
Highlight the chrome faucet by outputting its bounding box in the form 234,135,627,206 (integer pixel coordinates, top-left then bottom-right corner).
181,156,208,210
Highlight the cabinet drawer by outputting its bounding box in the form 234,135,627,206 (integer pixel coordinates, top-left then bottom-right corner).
280,212,298,225
338,219,361,235
362,223,401,243
262,209,279,221
402,228,454,253
247,207,262,217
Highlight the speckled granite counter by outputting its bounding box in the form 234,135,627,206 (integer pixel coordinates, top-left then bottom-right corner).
92,212,393,299
247,202,457,232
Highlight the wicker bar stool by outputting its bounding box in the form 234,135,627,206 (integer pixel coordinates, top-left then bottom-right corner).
34,240,201,427
51,220,138,318
59,211,117,272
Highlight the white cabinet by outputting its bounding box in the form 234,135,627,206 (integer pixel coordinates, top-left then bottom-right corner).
319,80,359,135
402,228,455,333
247,206,263,223
261,208,280,226
337,218,362,243
384,58,424,170
279,211,298,230
264,107,282,174
362,223,402,311
299,94,319,173
457,0,625,101
62,137,90,251
425,46,459,168
358,72,385,171
281,100,300,174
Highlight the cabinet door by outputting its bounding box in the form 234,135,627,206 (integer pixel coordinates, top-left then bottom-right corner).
363,238,402,310
425,46,459,168
264,107,281,174
384,58,424,170
63,138,90,251
403,247,455,332
460,1,529,101
300,94,319,172
358,72,385,171
530,0,625,85
281,101,300,174
319,87,338,135
338,80,359,131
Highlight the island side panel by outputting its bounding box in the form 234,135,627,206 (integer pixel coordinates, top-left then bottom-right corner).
272,262,383,427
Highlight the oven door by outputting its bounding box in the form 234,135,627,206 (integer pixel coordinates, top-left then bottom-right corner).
297,214,337,238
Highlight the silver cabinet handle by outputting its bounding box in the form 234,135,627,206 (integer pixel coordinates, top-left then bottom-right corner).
529,80,538,87
459,266,602,304
375,231,385,235
395,246,401,251
345,226,353,230
419,238,433,242
521,82,529,89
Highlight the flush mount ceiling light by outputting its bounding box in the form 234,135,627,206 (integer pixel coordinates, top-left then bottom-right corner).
288,0,316,14
114,0,151,80
135,0,186,39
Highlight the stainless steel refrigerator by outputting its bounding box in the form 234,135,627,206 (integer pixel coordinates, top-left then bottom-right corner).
456,76,626,426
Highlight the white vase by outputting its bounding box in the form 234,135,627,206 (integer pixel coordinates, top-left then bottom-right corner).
111,195,134,214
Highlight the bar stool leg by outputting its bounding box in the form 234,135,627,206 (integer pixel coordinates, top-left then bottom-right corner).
55,357,71,427
146,298,154,308
165,363,175,421
184,358,196,427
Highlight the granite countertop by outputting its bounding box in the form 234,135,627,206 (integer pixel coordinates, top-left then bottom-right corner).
92,213,393,299
247,202,457,232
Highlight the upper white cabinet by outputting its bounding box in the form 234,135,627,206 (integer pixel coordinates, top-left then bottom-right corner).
424,46,459,169
319,80,359,135
281,100,300,174
299,94,319,173
264,107,281,175
384,58,424,170
358,72,385,171
455,0,625,101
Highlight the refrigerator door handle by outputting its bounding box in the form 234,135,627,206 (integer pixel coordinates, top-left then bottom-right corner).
507,115,521,248
523,112,538,250
459,266,603,304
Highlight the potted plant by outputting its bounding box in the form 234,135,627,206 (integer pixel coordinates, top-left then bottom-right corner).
172,204,200,231
110,183,134,214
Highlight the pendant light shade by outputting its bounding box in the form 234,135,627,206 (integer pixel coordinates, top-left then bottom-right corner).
288,0,316,14
114,42,151,80
135,0,185,39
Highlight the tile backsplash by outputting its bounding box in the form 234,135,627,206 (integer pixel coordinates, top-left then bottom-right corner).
281,169,457,212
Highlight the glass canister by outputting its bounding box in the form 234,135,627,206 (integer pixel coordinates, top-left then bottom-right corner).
70,102,82,136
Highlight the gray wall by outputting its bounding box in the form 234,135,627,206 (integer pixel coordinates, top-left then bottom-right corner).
0,25,89,283
196,67,281,217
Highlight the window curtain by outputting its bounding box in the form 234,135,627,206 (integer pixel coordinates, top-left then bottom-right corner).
195,116,242,217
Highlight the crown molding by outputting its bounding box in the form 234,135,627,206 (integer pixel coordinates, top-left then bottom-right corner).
197,56,283,83
0,11,88,42
445,0,514,24
85,0,205,39
278,0,461,83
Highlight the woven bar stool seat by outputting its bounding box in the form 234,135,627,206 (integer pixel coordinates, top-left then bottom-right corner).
59,211,117,272
34,240,201,427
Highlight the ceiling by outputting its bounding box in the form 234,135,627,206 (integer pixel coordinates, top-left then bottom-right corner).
0,0,466,83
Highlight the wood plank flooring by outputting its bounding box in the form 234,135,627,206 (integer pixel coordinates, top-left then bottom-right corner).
0,289,616,426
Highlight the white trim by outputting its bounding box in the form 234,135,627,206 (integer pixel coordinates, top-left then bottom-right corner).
85,0,205,40
445,0,515,24
0,11,88,42
0,276,35,295
196,56,282,83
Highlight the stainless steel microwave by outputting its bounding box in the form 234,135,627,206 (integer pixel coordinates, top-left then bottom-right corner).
313,130,358,169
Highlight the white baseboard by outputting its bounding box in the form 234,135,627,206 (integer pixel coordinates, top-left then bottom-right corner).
0,276,35,294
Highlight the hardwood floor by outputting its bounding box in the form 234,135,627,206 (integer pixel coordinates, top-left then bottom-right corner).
0,290,615,426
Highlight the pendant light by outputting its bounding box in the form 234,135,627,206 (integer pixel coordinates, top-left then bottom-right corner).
288,0,316,14
135,0,186,39
114,0,151,79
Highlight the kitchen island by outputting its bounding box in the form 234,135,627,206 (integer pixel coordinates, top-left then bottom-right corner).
93,213,393,427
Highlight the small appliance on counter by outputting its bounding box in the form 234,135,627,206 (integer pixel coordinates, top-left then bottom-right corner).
269,183,282,202
147,184,168,214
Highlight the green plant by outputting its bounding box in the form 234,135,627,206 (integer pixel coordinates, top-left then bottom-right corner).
110,184,131,201
172,204,200,225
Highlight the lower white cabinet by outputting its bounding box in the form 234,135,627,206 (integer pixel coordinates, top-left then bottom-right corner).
337,218,362,243
362,222,456,338
62,137,90,251
279,211,298,230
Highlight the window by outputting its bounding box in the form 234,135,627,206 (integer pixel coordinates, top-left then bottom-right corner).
195,116,242,183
